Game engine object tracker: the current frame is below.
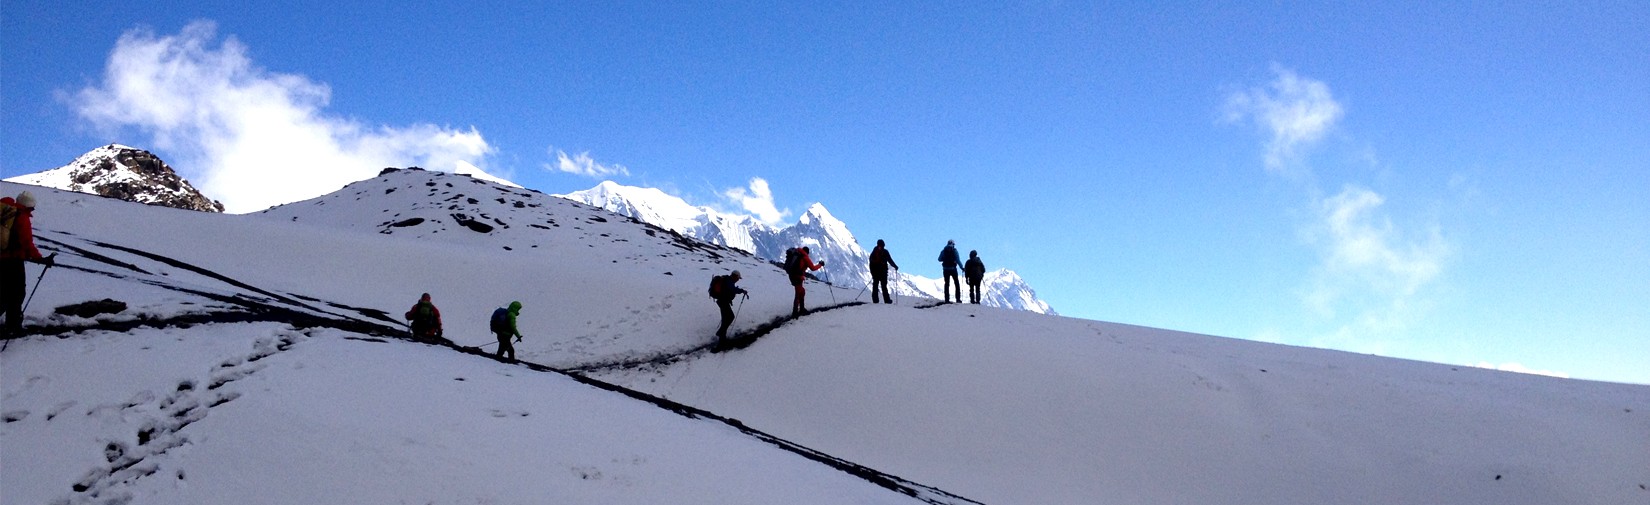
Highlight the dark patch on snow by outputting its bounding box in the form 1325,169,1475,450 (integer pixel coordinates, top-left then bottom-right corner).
35,236,151,276
389,217,425,228
449,213,495,233
55,299,128,318
344,336,389,343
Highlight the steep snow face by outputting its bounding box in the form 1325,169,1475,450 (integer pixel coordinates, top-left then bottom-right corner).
4,144,224,212
557,181,1056,314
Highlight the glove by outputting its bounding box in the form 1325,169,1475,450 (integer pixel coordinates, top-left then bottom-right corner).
515,336,523,343
743,293,750,300
40,253,57,266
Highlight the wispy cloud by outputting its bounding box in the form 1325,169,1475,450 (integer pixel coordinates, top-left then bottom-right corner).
1224,65,1344,176
1227,67,1452,356
69,21,496,213
1313,186,1448,302
1303,185,1451,351
722,177,790,226
546,148,630,178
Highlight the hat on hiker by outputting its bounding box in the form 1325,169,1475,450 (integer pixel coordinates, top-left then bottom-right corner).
16,191,36,209
731,270,742,279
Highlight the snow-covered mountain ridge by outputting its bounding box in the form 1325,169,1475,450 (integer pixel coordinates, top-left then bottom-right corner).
2,171,1645,505
557,181,1055,314
3,144,224,212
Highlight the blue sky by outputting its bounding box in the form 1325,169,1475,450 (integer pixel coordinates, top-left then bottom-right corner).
3,1,1646,384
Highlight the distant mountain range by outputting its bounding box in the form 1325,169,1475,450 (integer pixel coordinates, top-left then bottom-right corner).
6,145,1050,313
558,181,1055,314
3,144,223,212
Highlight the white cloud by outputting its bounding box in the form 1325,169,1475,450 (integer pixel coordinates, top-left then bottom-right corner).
1225,65,1344,175
70,21,496,213
1303,185,1451,351
1315,186,1448,297
1472,362,1570,379
546,148,630,178
722,177,789,226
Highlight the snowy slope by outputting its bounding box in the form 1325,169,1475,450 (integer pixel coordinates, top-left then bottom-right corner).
558,181,1055,314
3,173,1647,505
0,179,973,505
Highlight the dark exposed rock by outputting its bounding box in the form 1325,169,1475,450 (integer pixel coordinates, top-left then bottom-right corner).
55,299,129,318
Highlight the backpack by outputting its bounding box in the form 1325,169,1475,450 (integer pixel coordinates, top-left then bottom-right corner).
708,275,727,299
783,248,802,276
412,303,436,328
0,205,16,252
489,307,511,334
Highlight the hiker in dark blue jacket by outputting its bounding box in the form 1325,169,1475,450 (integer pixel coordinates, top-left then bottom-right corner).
709,270,748,344
964,250,986,304
937,240,962,303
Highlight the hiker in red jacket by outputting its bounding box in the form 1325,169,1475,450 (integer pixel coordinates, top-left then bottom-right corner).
786,246,824,317
404,293,444,342
2,192,54,336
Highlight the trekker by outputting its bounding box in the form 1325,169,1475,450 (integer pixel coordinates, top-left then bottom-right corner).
404,293,444,342
2,191,54,336
868,239,899,304
937,240,962,303
785,246,825,317
490,301,524,361
708,270,748,344
964,250,986,304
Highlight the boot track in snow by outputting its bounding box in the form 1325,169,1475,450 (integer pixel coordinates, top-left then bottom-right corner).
561,301,868,374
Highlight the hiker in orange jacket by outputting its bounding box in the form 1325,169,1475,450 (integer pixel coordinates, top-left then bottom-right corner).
787,246,824,317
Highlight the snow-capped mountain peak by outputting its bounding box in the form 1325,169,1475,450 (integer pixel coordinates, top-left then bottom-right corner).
4,144,224,212
560,181,708,234
557,181,1054,314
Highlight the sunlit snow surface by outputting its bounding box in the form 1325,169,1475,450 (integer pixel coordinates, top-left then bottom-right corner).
3,174,1645,505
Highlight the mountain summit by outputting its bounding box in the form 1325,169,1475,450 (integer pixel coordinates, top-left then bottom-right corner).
4,144,223,212
557,181,1055,314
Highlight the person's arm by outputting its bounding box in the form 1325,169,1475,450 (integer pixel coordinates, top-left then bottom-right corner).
18,213,43,261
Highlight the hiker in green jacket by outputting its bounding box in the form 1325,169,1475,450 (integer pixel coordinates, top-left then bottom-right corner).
490,301,524,361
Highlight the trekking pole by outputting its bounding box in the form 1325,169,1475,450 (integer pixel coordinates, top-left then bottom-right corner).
893,269,901,305
824,270,836,304
20,263,49,319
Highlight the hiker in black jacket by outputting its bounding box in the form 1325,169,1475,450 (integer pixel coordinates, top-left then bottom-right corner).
937,240,962,303
709,270,748,343
868,239,899,304
964,250,986,304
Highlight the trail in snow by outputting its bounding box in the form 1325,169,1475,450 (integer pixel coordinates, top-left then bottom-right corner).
11,233,408,340
561,301,869,373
